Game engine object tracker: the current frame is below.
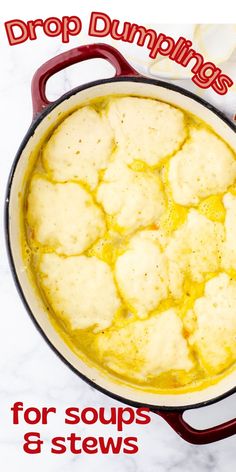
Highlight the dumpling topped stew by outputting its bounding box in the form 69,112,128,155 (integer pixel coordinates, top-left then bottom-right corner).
23,95,236,393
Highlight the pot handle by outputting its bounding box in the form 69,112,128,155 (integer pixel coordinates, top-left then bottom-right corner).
153,409,236,444
31,43,140,117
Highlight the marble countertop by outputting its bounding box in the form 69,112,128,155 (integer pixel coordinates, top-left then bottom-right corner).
1,14,236,472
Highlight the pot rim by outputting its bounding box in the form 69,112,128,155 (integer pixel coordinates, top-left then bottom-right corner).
5,75,236,411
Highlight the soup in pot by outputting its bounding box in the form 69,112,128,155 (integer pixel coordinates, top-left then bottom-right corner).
22,95,236,393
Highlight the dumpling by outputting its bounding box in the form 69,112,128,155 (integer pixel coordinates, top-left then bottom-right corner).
168,126,236,205
115,231,168,317
97,309,194,379
27,175,105,255
107,97,187,166
97,160,166,232
166,210,224,298
38,253,121,331
189,273,236,374
43,106,114,189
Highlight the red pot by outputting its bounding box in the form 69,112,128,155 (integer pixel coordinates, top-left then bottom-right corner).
5,43,236,445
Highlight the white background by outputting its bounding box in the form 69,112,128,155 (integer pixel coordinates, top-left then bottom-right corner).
1,1,236,471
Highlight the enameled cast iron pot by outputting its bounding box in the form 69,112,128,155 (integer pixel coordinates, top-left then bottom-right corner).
5,43,236,445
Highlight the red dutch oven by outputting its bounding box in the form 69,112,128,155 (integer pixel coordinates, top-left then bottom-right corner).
5,43,236,445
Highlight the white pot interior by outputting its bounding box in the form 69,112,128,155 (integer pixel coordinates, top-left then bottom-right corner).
7,79,236,408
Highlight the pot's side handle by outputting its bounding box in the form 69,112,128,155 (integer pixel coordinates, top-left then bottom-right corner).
31,43,140,117
153,410,236,445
